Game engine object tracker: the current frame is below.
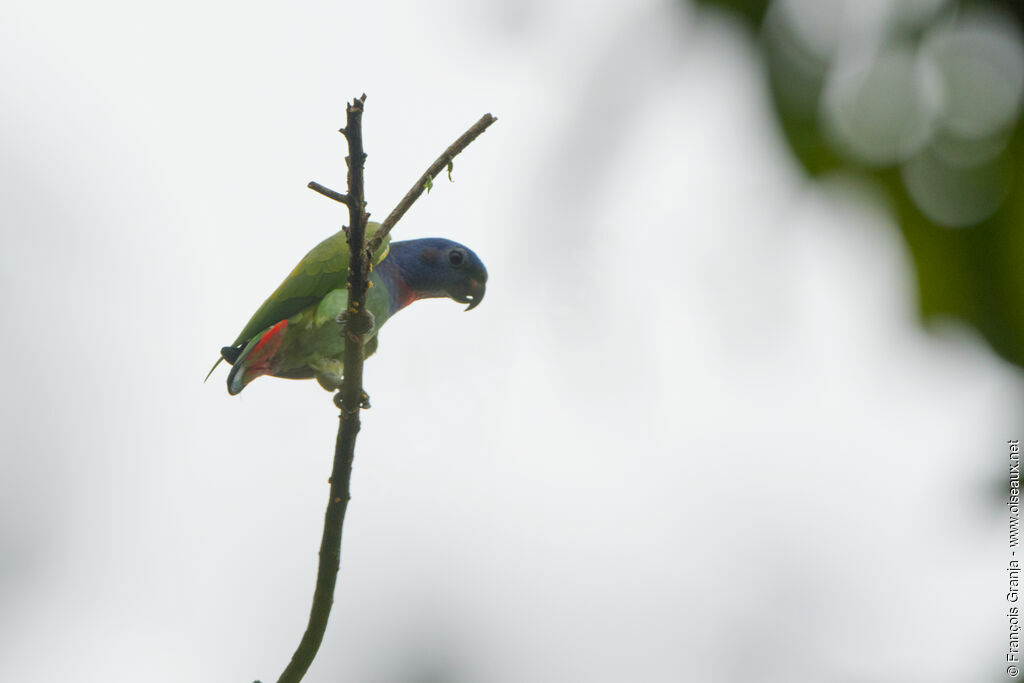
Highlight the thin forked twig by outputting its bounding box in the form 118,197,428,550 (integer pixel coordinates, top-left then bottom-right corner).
367,113,497,254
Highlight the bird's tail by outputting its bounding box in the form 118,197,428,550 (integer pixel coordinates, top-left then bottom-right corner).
225,320,289,395
203,356,224,383
203,345,244,383
226,358,247,396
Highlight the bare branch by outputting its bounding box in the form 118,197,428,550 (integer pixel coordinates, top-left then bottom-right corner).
256,97,495,683
271,94,370,683
367,113,497,253
306,181,349,205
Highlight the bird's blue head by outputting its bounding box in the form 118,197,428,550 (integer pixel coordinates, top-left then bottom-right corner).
383,238,488,312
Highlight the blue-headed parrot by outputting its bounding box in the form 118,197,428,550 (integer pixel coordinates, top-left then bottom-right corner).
208,223,487,394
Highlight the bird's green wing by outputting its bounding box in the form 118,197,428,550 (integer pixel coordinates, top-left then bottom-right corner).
230,222,391,346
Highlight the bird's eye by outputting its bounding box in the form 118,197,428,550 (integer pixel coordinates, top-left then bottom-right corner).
448,250,464,266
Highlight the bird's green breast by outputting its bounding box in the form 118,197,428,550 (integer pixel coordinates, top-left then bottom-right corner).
269,269,396,378
230,224,391,348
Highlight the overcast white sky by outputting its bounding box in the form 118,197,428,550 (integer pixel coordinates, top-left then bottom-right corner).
1,0,1021,681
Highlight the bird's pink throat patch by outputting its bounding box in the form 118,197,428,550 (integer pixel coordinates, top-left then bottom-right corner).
393,277,419,312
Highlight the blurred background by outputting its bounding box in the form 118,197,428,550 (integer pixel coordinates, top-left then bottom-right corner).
2,0,1022,681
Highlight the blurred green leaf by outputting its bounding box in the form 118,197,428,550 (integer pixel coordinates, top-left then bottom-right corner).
695,0,1024,367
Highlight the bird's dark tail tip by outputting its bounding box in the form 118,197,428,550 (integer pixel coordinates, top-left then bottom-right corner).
220,346,243,364
203,345,245,383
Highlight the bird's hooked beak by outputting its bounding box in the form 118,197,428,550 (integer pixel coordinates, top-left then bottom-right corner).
453,277,486,311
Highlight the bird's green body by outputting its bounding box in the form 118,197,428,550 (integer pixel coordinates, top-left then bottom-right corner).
229,267,392,390
211,224,487,395
230,222,392,348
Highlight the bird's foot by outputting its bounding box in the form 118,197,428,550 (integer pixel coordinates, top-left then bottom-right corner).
336,308,376,339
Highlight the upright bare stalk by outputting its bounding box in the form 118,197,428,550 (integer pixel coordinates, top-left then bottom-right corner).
272,94,369,683
256,98,496,683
